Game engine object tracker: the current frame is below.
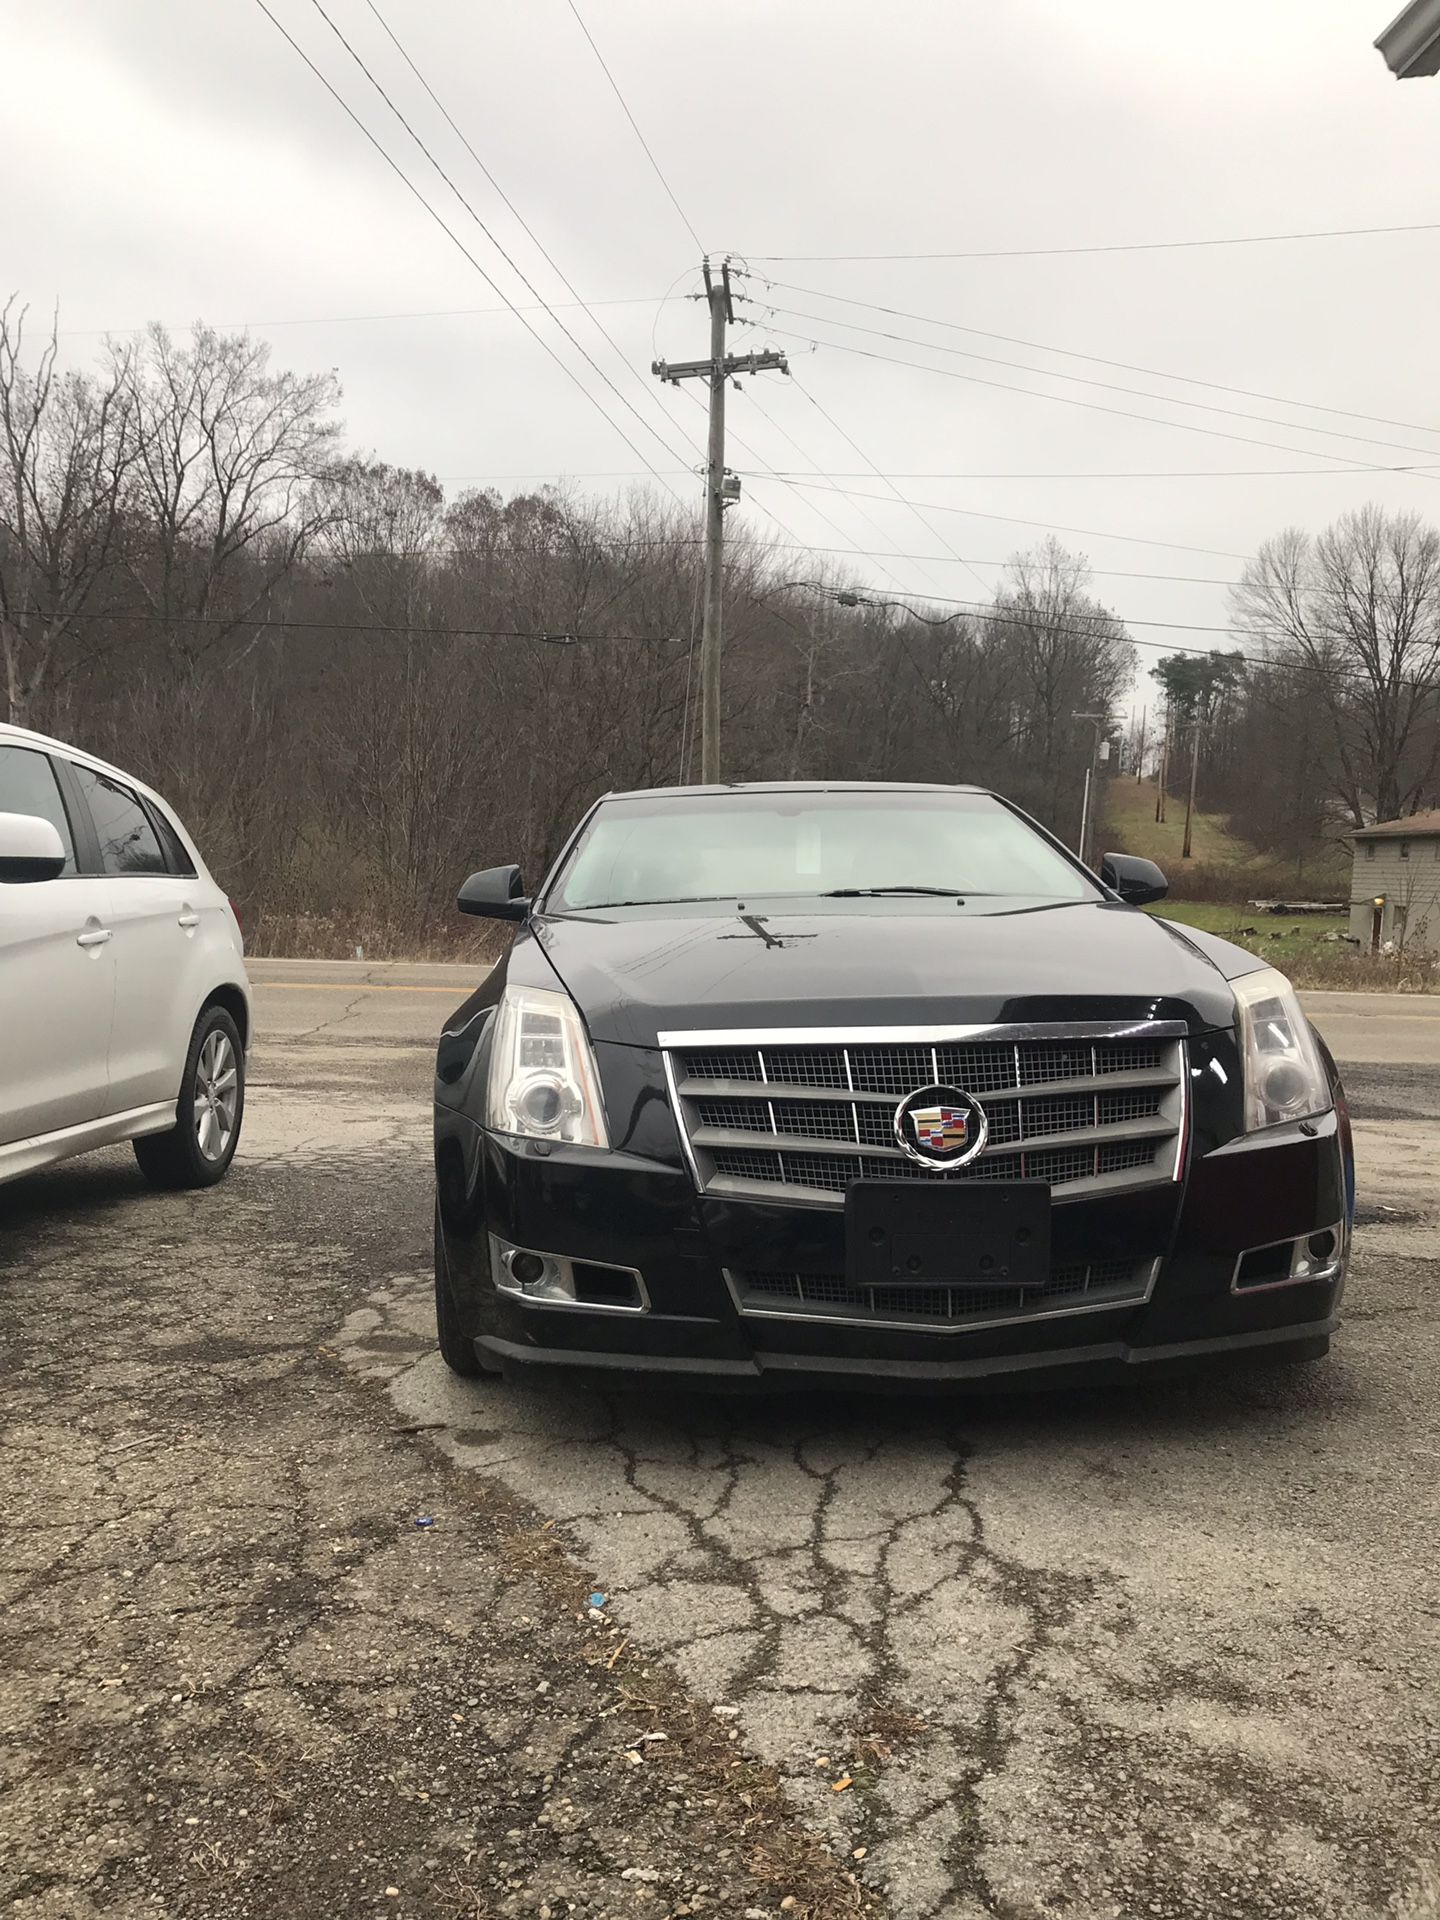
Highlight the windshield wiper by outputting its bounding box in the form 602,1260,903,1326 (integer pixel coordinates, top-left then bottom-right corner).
821,885,969,898
579,894,734,909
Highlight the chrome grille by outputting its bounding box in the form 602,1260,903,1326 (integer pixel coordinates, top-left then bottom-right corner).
728,1257,1160,1332
663,1022,1187,1207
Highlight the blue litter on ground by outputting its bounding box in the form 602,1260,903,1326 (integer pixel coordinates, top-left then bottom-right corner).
589,1591,607,1608
415,1516,435,1529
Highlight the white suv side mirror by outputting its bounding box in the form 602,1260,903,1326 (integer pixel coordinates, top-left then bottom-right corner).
0,810,68,883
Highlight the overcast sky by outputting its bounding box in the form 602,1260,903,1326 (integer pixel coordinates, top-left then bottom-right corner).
4,0,1439,700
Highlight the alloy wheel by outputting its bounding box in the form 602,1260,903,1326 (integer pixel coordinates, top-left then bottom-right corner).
193,1029,239,1161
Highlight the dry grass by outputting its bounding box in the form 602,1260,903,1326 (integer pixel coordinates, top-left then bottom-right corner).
243,909,504,965
1283,946,1439,993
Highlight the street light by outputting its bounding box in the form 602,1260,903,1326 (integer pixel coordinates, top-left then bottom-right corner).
1375,0,1440,75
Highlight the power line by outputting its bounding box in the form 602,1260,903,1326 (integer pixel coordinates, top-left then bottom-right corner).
790,582,1440,690
562,0,705,255
747,301,1440,463
731,385,923,591
774,478,1251,560
758,542,1238,588
750,277,1440,443
359,0,707,482
31,597,1431,688
662,377,909,587
386,527,1247,586
251,0,690,501
57,295,677,338
426,461,1440,484
748,220,1440,264
785,371,992,598
760,321,1440,481
306,0,699,485
17,608,680,643
755,462,1440,482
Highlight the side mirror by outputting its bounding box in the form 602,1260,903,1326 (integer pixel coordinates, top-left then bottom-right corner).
1101,851,1168,907
457,863,530,921
0,811,67,883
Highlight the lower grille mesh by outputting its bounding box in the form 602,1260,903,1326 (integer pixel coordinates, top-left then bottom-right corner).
733,1258,1152,1327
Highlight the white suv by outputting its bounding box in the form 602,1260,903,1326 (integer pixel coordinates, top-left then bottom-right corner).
0,724,251,1190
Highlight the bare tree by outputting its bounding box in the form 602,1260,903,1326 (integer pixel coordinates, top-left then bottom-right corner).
1233,506,1440,825
990,540,1135,826
0,299,137,727
116,323,341,653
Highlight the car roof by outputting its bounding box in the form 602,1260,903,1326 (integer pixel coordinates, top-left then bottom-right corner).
0,721,169,809
599,780,991,801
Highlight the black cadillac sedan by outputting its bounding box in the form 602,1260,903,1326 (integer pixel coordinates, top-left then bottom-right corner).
432,783,1354,1392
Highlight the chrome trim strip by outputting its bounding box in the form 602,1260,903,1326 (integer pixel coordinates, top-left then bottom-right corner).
1229,1223,1345,1295
688,1113,1177,1162
490,1234,651,1314
659,1019,1189,1048
661,1047,705,1191
704,1167,1179,1210
672,1066,1182,1106
723,1257,1162,1337
1166,1037,1190,1188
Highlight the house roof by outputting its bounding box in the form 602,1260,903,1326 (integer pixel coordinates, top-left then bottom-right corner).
1350,809,1440,840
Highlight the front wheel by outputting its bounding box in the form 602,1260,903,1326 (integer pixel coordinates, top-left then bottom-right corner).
134,1006,245,1190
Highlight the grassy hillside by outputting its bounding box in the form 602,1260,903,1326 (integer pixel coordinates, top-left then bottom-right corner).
1103,777,1266,871
1102,777,1348,898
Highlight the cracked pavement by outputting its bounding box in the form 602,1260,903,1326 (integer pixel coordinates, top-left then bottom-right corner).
4,962,1439,1919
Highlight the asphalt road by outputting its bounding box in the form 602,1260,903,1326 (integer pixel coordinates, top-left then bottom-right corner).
4,959,1438,1920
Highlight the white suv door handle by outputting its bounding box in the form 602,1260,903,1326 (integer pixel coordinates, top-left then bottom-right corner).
76,928,112,949
178,912,200,929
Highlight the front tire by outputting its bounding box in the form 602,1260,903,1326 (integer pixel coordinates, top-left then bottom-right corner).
134,1006,245,1190
434,1201,497,1379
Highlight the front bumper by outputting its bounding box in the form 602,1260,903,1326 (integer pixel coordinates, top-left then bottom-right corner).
471,1319,1336,1393
434,1105,1349,1393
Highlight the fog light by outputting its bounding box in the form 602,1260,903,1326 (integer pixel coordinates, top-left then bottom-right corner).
510,1250,547,1287
489,1235,647,1314
1233,1221,1346,1292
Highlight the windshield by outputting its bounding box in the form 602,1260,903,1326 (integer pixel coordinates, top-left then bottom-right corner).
547,790,1095,910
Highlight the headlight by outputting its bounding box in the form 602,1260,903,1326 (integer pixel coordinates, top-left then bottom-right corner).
486,984,610,1148
1232,966,1330,1133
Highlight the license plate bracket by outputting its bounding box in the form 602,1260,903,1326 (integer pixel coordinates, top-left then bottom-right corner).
845,1180,1051,1291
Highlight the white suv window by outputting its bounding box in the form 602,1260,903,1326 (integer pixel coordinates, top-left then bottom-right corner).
70,764,167,876
0,744,77,875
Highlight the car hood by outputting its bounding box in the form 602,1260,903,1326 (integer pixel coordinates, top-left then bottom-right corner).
524,899,1244,1046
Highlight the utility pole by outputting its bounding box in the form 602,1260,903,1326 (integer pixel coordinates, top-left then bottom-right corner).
1134,705,1147,783
653,260,788,782
1181,712,1202,859
1073,712,1105,866
1155,719,1169,824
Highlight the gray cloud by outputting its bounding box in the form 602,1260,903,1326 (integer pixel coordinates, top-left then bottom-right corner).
7,0,1439,687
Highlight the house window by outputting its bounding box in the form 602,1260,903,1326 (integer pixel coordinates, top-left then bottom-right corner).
1401,841,1411,859
1366,842,1375,859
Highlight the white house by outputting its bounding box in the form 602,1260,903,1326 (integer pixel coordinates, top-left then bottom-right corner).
1348,810,1440,953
